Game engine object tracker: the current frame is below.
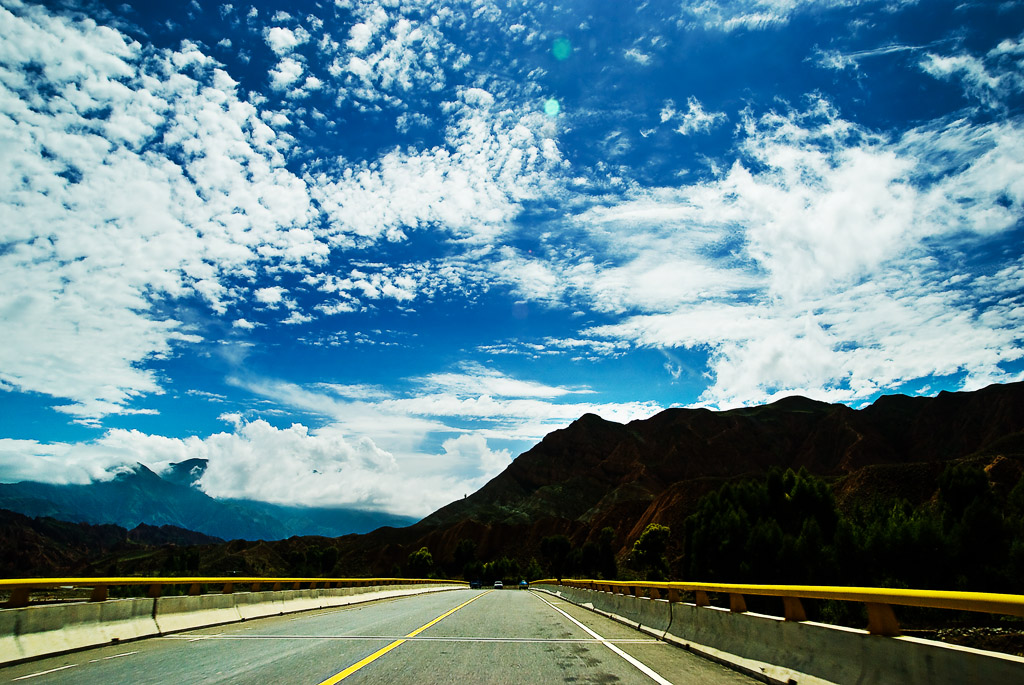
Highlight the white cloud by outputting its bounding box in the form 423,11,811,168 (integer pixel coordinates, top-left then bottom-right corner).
263,26,308,55
329,5,453,109
346,18,377,53
813,42,928,73
254,286,287,305
269,56,304,90
676,96,727,135
921,53,1002,106
679,0,864,32
439,434,511,481
0,414,515,517
311,89,564,245
417,362,592,399
624,48,651,65
0,2,568,422
918,35,1024,109
659,100,676,123
533,98,1024,407
0,2,322,420
231,370,662,501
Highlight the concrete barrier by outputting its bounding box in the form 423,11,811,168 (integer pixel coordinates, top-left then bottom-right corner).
275,589,326,616
0,599,160,665
154,593,242,634
534,584,1024,685
1,583,464,666
234,590,288,621
0,609,21,664
553,586,672,635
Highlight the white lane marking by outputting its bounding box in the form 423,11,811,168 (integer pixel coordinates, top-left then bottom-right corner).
533,592,674,685
186,632,224,642
12,664,77,681
87,651,139,663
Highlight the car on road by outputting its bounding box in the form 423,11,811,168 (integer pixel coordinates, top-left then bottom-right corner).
469,579,481,589
494,580,503,589
518,580,528,589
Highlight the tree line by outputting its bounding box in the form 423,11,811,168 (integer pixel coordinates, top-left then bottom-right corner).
682,464,1024,594
399,462,1024,594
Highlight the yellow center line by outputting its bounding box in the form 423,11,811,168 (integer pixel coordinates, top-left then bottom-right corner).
316,590,492,685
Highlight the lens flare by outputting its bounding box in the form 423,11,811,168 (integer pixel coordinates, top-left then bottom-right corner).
552,37,572,61
544,98,561,117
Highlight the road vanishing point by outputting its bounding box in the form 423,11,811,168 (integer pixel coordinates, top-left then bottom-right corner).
0,589,755,684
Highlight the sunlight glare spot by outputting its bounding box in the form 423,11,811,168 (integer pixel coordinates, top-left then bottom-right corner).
552,37,572,61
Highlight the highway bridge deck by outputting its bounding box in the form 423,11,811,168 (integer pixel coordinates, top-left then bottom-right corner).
0,589,754,684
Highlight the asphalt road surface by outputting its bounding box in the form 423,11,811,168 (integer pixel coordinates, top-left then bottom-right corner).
0,589,757,684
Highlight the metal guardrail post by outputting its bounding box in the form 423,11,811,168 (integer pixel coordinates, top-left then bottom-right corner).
89,586,108,602
6,588,31,608
695,590,710,606
782,596,806,621
866,603,901,636
729,593,747,613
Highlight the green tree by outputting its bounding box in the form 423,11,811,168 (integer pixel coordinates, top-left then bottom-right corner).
453,538,477,579
482,556,519,584
684,468,842,584
540,535,572,581
630,523,670,580
321,546,339,575
524,557,544,582
579,541,601,578
463,560,484,583
938,463,1006,589
405,547,434,579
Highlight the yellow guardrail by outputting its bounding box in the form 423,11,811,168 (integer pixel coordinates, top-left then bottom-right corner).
532,579,1024,636
0,577,467,609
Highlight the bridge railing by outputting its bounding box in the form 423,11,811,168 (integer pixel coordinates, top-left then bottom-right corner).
533,579,1024,636
0,577,466,609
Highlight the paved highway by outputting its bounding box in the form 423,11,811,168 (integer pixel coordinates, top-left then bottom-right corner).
0,589,756,684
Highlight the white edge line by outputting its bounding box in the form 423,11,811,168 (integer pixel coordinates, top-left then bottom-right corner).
12,664,77,681
533,592,674,685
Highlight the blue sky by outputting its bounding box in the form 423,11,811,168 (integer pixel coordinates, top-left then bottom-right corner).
1,0,1023,517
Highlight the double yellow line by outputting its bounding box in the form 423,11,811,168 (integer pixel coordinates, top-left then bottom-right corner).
317,590,492,684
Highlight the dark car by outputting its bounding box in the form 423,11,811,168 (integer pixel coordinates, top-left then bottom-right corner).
469,579,481,589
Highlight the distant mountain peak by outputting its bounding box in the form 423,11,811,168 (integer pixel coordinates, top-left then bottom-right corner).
165,458,209,488
111,462,161,482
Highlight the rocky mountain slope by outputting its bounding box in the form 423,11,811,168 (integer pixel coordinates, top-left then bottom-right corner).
324,381,1024,575
0,508,223,577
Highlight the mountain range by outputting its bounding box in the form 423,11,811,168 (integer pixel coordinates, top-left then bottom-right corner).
0,459,415,542
4,381,1023,578
376,382,1023,568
